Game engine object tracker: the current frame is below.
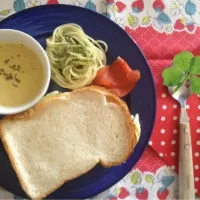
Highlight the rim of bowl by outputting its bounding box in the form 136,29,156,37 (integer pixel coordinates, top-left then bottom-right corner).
0,29,51,115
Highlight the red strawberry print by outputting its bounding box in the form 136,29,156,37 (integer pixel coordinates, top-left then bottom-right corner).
153,0,165,12
118,187,130,199
174,19,185,30
131,0,144,13
157,187,169,200
186,24,195,32
107,0,115,3
135,187,148,200
47,0,59,4
116,1,126,12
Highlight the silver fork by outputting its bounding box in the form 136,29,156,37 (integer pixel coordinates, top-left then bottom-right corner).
168,84,195,199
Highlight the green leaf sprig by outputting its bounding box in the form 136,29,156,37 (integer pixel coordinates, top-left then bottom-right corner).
162,51,200,94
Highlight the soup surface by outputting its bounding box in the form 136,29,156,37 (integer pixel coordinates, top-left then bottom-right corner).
0,43,44,107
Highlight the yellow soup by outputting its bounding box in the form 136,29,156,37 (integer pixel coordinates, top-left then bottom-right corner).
0,43,44,107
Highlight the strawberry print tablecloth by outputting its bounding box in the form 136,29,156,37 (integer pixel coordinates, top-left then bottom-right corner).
0,0,200,199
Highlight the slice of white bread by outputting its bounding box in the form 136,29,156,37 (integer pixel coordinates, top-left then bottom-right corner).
0,86,139,199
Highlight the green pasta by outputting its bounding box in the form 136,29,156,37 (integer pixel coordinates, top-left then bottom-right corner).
46,23,108,90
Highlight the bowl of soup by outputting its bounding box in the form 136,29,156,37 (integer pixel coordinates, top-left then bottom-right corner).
0,29,51,115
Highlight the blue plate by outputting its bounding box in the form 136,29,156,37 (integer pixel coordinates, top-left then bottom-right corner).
0,5,156,199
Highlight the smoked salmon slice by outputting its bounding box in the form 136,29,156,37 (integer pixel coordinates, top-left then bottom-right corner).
92,57,140,97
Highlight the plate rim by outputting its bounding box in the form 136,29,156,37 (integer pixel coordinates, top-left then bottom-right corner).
0,4,157,199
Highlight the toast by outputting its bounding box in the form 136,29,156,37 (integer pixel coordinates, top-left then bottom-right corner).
0,86,139,199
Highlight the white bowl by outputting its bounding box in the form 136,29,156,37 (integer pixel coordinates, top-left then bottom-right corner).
0,29,51,115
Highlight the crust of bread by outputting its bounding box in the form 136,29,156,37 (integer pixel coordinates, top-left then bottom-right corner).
0,86,138,199
0,134,35,198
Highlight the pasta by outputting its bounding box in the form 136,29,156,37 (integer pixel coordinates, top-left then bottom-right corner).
46,23,108,90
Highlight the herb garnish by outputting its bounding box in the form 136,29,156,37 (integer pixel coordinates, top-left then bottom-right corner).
0,67,21,87
9,64,21,72
162,51,200,95
0,56,23,88
4,58,10,64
